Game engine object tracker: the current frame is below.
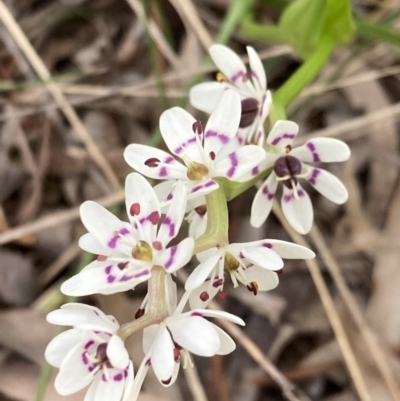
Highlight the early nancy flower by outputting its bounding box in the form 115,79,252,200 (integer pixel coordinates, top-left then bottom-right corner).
61,173,194,296
45,303,133,401
190,44,272,145
124,90,265,204
251,120,351,234
185,239,315,309
128,292,244,399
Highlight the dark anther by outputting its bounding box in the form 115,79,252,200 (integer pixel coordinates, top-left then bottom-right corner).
192,120,203,135
162,378,172,385
145,158,161,168
130,203,141,216
239,98,259,128
117,262,128,270
135,308,145,319
173,348,180,362
199,291,209,301
247,281,258,296
213,278,224,288
275,269,284,275
217,291,227,300
209,151,216,160
273,156,302,188
194,205,207,216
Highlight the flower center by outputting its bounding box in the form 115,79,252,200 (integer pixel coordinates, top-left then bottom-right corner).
273,155,302,188
224,252,240,273
94,343,112,369
186,161,209,181
239,98,259,128
132,240,153,261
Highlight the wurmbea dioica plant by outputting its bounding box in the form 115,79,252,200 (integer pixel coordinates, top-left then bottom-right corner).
46,44,351,401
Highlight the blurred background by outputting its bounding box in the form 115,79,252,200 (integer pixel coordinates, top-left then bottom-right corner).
0,0,400,401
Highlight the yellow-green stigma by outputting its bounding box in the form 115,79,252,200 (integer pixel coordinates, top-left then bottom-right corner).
132,240,153,261
224,252,240,273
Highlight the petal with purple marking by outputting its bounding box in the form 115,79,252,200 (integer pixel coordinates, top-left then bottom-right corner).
247,46,266,92
187,179,219,200
209,44,255,93
187,309,245,326
157,180,187,246
188,279,220,309
241,247,284,271
238,266,279,292
107,335,129,370
266,120,299,153
92,368,125,401
189,81,231,114
160,107,202,162
124,144,187,180
281,184,313,234
291,138,351,163
157,237,194,273
79,233,110,256
125,173,160,242
212,145,265,182
151,324,175,385
215,325,236,355
203,90,241,156
250,172,278,228
307,166,348,204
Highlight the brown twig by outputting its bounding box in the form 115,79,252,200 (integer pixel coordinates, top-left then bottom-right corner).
272,203,372,401
183,359,209,401
0,1,120,190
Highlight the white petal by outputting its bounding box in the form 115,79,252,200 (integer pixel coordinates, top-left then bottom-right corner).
196,247,219,263
167,315,220,356
157,180,187,246
125,173,160,242
93,369,125,401
55,343,95,395
214,325,236,355
209,44,254,93
239,266,279,291
306,167,348,204
129,355,150,401
159,107,202,162
165,274,178,314
242,247,284,270
291,138,351,163
124,144,187,180
281,184,313,234
61,265,150,297
185,251,222,291
190,82,230,113
247,46,266,92
266,120,298,153
84,374,101,401
250,172,278,228
239,239,315,259
187,179,219,200
122,361,135,401
188,280,220,310
153,180,175,209
212,145,265,182
107,335,129,370
187,310,245,326
188,212,207,239
45,328,88,368
143,324,159,354
151,325,175,384
47,303,118,332
80,201,130,251
157,237,194,273
203,90,241,157
79,233,110,255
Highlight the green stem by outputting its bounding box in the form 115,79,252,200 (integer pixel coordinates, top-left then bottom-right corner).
356,19,400,47
274,36,334,108
194,187,229,254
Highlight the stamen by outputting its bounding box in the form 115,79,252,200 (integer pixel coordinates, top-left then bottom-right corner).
192,120,203,135
291,179,299,200
145,158,161,168
217,290,227,300
194,205,207,216
199,291,209,302
230,272,239,288
97,255,107,261
103,365,111,382
275,175,291,182
285,145,292,154
130,203,141,216
152,240,162,250
209,151,215,160
216,72,227,82
135,308,145,319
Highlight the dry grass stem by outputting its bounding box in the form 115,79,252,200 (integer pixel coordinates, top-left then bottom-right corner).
0,1,120,190
0,190,124,245
310,225,400,401
272,203,372,401
183,360,210,401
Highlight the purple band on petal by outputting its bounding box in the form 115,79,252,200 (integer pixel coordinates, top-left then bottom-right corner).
190,312,203,317
308,168,321,185
271,133,295,146
283,194,292,203
133,269,150,278
162,216,175,237
164,246,177,269
251,69,260,86
259,93,266,116
84,340,94,349
82,353,88,364
252,166,259,176
107,228,129,249
174,137,197,155
104,265,112,274
231,70,246,83
262,243,272,248
114,373,123,382
159,167,167,177
107,275,116,283
226,152,238,178
205,130,229,144
262,185,275,201
298,189,305,197
306,142,320,162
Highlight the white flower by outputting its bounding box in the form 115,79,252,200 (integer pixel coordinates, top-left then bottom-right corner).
45,303,133,401
124,90,265,204
251,120,351,234
61,173,194,296
185,239,315,309
128,293,244,399
190,44,272,145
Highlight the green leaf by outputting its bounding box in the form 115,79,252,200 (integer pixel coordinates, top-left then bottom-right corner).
279,0,327,59
322,0,355,46
356,19,400,47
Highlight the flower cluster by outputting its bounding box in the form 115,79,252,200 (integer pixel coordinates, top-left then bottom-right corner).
46,43,350,401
